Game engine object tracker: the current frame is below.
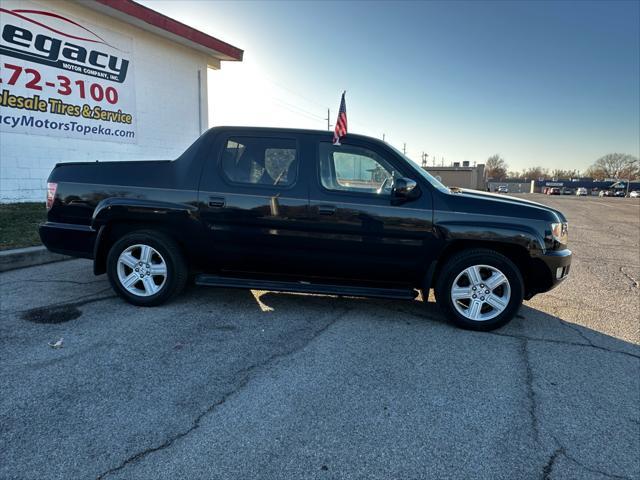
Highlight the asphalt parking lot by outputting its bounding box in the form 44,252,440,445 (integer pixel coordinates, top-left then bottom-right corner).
1,194,638,480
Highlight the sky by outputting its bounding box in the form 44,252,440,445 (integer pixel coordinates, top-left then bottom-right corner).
139,0,639,173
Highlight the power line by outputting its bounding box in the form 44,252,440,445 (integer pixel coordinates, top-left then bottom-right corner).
272,98,325,124
273,97,325,120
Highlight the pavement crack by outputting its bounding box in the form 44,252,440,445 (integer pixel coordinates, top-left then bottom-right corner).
95,307,351,480
0,278,105,288
620,267,640,288
520,339,541,442
546,434,633,480
9,289,116,314
542,446,564,480
488,331,640,360
520,337,634,480
561,451,633,480
559,321,597,348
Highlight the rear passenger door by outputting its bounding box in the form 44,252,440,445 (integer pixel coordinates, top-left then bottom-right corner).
198,132,311,275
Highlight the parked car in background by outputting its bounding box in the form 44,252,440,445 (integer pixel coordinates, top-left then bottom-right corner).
629,191,640,198
599,190,613,197
547,187,561,195
613,190,626,197
576,188,588,196
497,185,509,193
39,126,571,331
561,187,573,195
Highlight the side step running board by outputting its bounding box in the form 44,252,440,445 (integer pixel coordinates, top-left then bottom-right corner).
194,274,417,300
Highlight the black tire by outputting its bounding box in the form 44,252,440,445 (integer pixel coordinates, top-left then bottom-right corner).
434,249,524,331
106,230,187,306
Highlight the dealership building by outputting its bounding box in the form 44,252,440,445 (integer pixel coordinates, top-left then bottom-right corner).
0,0,243,202
423,162,486,190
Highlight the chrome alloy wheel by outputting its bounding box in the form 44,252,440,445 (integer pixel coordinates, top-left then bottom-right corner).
116,244,167,297
450,264,511,321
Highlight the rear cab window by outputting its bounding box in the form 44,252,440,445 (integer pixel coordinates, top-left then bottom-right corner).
221,136,298,188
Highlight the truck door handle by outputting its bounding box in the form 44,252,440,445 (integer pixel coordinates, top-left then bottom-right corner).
208,196,225,208
318,205,336,216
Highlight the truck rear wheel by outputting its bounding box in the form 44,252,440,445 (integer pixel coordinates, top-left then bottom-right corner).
434,249,524,331
106,230,187,306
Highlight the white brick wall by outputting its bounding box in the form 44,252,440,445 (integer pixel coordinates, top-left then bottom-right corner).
0,1,212,202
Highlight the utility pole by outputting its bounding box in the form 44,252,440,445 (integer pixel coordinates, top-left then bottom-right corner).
325,108,331,131
421,152,429,168
403,143,406,155
382,133,386,142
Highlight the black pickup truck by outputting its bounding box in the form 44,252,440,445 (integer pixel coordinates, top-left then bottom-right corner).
40,127,571,330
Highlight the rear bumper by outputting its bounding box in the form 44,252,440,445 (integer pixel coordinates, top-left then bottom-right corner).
39,222,97,259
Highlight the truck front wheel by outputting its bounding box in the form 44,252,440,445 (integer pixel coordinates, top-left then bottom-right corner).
434,249,524,331
106,230,187,306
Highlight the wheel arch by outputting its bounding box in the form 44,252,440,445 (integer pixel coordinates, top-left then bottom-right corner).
91,198,197,275
93,220,190,275
425,240,540,299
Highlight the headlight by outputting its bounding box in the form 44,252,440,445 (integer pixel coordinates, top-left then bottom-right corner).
550,222,568,245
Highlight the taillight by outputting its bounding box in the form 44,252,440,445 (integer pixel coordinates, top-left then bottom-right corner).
46,182,57,210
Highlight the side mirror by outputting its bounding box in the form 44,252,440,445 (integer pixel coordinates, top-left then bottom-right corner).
392,177,420,203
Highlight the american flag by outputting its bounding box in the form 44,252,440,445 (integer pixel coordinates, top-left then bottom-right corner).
333,91,347,145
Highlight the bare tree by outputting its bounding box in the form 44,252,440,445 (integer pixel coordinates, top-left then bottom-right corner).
485,154,508,180
550,169,580,179
588,153,639,179
521,166,550,180
584,165,607,180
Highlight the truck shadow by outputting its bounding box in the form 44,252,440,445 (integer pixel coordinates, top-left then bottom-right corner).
184,285,639,358
202,287,639,478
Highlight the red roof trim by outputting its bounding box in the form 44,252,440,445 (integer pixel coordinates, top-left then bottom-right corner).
93,0,243,61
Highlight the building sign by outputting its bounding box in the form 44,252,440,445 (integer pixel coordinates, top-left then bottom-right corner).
0,2,136,143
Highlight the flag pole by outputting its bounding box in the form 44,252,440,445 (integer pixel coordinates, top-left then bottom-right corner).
333,91,347,146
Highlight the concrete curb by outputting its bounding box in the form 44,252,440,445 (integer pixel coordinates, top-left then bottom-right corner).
0,246,71,273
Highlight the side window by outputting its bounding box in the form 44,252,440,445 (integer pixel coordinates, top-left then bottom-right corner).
319,142,395,194
221,137,297,187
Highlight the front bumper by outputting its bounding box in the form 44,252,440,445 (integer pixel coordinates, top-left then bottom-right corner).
528,248,572,297
39,222,97,259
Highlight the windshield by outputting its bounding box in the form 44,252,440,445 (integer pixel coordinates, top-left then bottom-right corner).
387,144,450,193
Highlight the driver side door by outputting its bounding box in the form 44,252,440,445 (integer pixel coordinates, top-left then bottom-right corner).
306,138,434,283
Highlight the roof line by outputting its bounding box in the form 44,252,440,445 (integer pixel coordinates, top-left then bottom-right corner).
93,0,243,61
